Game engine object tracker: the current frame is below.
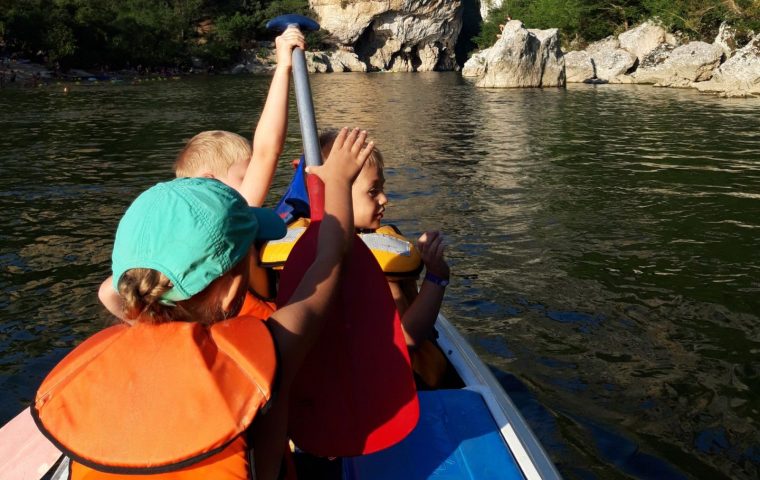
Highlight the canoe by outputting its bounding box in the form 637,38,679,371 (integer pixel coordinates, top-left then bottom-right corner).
342,313,561,480
0,314,560,480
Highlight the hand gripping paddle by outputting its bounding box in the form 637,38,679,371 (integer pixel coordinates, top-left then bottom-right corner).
266,15,419,457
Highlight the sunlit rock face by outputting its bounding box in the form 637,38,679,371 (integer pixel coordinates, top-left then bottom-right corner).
479,0,505,21
463,20,565,88
633,42,724,87
309,0,463,72
694,32,760,97
618,20,671,63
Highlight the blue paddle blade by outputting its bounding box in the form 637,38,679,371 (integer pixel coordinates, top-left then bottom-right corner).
266,14,320,33
274,155,311,224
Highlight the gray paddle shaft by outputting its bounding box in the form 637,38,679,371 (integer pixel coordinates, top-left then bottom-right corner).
290,35,321,168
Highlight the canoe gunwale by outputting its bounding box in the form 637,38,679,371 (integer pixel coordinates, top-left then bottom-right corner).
435,314,562,480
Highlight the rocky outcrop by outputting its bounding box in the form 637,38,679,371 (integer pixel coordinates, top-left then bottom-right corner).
309,0,463,72
328,50,368,72
694,33,760,97
463,21,565,88
633,42,723,87
714,22,741,59
564,51,594,82
618,20,670,62
480,0,506,21
586,37,638,82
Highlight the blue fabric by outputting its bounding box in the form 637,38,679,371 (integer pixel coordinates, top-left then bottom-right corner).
343,390,525,480
274,155,311,224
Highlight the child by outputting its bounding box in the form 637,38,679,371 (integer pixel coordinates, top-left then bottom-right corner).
98,27,304,320
318,131,459,390
33,128,375,480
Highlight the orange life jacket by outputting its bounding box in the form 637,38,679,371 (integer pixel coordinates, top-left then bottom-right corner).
240,291,276,320
33,317,277,479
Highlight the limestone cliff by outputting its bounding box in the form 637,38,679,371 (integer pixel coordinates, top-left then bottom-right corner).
309,0,463,72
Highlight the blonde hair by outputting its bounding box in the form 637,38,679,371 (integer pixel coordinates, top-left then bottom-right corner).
174,130,251,178
319,129,384,170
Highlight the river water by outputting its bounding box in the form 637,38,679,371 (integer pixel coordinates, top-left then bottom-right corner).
1,73,758,479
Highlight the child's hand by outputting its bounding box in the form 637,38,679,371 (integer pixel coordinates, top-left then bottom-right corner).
275,27,306,69
418,231,450,280
307,128,375,186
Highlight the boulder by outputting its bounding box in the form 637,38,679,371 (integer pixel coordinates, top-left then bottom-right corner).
694,33,760,97
564,50,594,83
633,42,723,87
619,20,669,62
309,0,463,72
530,28,565,87
305,51,331,73
714,22,740,59
588,36,638,81
462,52,487,77
480,0,506,21
467,21,565,88
328,50,367,72
637,43,676,70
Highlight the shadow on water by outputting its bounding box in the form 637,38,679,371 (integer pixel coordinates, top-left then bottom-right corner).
1,74,759,479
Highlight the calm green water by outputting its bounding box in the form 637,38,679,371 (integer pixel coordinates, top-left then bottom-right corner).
1,74,759,479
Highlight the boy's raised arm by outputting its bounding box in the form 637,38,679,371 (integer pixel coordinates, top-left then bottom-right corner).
240,27,305,207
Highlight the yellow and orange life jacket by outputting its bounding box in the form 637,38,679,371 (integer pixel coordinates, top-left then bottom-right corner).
260,221,423,278
33,317,277,479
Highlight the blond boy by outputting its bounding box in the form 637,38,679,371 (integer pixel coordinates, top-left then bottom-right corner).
99,27,305,319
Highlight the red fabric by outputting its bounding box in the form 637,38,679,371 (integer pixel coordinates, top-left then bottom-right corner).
277,225,419,457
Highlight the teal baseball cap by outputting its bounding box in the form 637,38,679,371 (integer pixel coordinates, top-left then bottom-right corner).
112,177,286,302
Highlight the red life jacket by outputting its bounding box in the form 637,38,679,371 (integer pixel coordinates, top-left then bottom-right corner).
33,316,277,479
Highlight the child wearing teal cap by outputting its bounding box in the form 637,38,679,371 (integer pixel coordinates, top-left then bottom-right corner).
34,128,375,480
98,27,305,318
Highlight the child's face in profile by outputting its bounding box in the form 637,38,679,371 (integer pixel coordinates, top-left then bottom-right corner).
216,158,249,191
352,162,387,230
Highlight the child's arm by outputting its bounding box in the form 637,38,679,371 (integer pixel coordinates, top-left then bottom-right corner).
239,27,305,207
397,231,450,347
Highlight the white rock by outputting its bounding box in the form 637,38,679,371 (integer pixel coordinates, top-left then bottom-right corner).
619,20,668,62
305,51,330,73
633,41,723,87
694,33,760,97
309,0,463,72
480,0,506,21
468,21,565,88
714,22,739,59
328,50,367,72
462,52,487,77
586,36,637,81
564,50,594,83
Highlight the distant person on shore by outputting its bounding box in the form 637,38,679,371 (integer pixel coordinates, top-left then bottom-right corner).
9,69,16,83
497,15,513,39
97,26,307,321
0,70,5,88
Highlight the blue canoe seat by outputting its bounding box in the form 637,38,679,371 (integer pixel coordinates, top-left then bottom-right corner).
343,389,525,480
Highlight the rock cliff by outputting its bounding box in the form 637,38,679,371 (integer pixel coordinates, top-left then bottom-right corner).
462,21,565,88
309,0,463,72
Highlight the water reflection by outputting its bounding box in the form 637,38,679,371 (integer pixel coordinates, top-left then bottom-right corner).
1,74,759,479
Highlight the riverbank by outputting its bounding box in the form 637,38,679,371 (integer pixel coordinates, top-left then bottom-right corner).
463,19,760,98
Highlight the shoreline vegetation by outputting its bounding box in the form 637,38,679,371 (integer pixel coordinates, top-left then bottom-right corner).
1,1,759,96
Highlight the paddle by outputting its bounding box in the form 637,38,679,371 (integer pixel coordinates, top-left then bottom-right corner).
266,15,419,457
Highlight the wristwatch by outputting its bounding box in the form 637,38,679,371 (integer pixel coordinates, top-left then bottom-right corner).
424,271,449,287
